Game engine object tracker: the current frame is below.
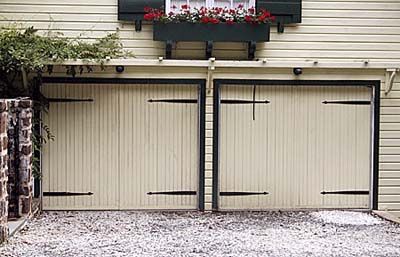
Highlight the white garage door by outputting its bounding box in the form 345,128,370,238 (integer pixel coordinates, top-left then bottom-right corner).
42,83,200,210
219,85,372,210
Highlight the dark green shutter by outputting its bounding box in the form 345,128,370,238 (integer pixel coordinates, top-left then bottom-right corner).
118,0,164,21
257,0,302,32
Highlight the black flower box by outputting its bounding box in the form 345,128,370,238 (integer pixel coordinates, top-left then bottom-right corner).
153,22,270,42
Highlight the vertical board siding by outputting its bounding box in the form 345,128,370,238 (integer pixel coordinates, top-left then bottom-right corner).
118,84,198,209
42,83,198,210
0,1,400,60
219,85,371,209
42,84,120,209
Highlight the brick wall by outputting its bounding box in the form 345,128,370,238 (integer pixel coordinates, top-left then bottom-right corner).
0,100,9,243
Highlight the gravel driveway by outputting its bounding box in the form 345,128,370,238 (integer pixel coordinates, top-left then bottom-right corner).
0,211,399,257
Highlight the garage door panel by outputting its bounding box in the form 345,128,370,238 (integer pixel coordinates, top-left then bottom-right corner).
42,84,120,210
43,83,199,210
119,84,198,209
220,85,371,210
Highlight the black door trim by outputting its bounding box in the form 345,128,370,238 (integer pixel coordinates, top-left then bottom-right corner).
42,77,207,211
212,79,380,211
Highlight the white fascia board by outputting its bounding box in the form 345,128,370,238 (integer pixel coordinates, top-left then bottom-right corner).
52,58,400,69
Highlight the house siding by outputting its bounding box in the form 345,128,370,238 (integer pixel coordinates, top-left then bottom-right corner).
1,1,400,214
379,77,400,216
0,0,400,60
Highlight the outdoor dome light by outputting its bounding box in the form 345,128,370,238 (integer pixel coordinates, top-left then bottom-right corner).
293,68,303,76
116,65,125,73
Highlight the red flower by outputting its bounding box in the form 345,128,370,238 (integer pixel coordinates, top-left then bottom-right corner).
201,17,210,23
248,7,255,14
172,5,177,9
244,15,252,23
210,18,220,24
262,10,271,17
237,4,244,9
270,15,276,22
143,13,154,20
226,19,234,25
143,6,152,13
181,4,189,9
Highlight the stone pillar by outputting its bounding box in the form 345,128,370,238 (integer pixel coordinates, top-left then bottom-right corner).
0,100,9,243
7,99,33,218
7,101,19,219
17,100,33,215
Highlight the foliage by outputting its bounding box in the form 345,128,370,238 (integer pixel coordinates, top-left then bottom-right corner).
0,26,130,179
144,5,275,24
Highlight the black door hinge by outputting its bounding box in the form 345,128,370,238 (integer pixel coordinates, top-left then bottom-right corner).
221,99,270,104
321,190,369,195
220,191,269,196
322,100,371,105
148,99,197,104
147,190,197,195
43,191,94,196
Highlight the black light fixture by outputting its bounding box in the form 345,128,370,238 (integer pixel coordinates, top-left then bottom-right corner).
116,65,125,73
293,68,302,76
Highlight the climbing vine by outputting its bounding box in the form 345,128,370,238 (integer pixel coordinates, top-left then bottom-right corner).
0,26,130,178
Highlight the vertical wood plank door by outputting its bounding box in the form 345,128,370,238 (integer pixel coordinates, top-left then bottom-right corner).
42,83,198,210
219,85,372,210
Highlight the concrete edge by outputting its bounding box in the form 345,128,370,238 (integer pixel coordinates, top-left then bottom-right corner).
373,210,400,224
8,200,41,238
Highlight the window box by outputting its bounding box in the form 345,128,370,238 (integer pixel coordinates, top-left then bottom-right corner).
153,22,270,42
153,22,269,59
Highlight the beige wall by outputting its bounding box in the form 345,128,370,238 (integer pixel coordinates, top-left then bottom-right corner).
1,0,400,60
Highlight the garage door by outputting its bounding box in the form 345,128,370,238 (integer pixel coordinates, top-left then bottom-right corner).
42,82,202,210
218,84,372,210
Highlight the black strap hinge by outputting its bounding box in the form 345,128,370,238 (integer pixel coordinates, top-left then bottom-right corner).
43,191,93,196
321,190,369,195
221,99,270,104
322,100,371,105
148,99,197,104
220,191,269,196
147,190,196,196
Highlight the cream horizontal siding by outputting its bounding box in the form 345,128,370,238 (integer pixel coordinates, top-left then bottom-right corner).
379,77,400,216
1,1,400,60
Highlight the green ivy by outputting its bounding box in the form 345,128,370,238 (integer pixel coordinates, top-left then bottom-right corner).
0,26,128,74
0,26,131,180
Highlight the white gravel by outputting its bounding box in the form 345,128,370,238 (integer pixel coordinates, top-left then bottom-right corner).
311,210,383,226
0,211,399,257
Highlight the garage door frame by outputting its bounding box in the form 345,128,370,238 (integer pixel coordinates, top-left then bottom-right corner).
41,77,207,211
212,79,381,211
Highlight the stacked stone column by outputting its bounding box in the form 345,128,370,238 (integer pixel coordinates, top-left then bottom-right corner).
7,100,33,218
17,100,33,215
0,101,9,243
